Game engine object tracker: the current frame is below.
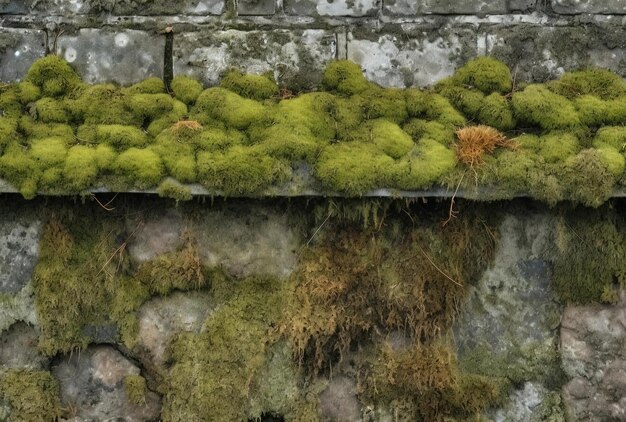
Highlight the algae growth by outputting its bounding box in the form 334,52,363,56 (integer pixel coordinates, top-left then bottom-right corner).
1,55,626,206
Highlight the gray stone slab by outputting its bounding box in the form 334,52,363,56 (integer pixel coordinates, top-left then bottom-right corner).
111,0,224,15
552,0,626,14
174,29,336,91
0,0,224,14
383,0,509,15
0,28,45,83
283,0,379,16
238,0,275,15
56,29,164,85
347,28,476,87
0,217,41,294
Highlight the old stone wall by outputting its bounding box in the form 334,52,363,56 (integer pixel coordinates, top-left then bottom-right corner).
1,0,626,89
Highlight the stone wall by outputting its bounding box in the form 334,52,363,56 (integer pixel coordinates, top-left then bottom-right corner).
2,1,626,89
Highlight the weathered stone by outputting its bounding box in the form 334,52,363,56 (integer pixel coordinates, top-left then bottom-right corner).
238,0,275,15
174,29,336,91
283,0,379,16
484,24,626,81
347,29,476,87
318,376,361,421
0,322,46,370
52,345,161,421
0,28,45,82
191,204,300,279
1,0,224,14
134,291,214,371
0,217,41,294
127,208,186,265
490,382,565,421
382,0,509,16
552,0,626,14
560,291,626,421
453,213,564,416
56,29,164,85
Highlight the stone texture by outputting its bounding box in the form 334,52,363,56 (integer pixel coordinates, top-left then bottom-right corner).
238,0,275,15
560,291,626,421
552,0,626,14
0,0,224,15
491,382,565,421
484,24,626,82
0,29,45,82
318,376,361,421
0,216,41,294
127,208,186,265
174,29,336,91
56,29,164,85
52,345,161,421
191,204,300,279
283,0,379,16
383,0,509,16
0,322,46,370
347,28,476,87
110,0,224,15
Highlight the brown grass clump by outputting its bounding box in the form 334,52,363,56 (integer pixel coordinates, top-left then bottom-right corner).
170,119,203,137
455,125,515,166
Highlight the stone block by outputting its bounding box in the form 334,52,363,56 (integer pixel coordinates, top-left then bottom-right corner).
346,28,476,87
0,28,45,82
0,0,224,15
56,29,164,85
174,29,336,91
382,0,513,15
552,0,626,14
238,0,275,15
0,215,41,294
283,0,379,16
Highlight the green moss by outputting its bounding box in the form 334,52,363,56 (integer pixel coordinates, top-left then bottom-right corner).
0,142,39,197
562,149,616,207
0,117,20,152
157,178,193,202
122,77,165,95
420,93,467,128
575,95,626,126
123,374,147,405
197,145,290,195
478,93,515,131
14,81,41,104
192,87,270,130
62,145,100,191
550,68,626,100
146,100,188,137
256,124,323,161
25,55,82,97
193,127,243,152
0,369,61,421
595,144,625,177
34,98,70,124
0,89,22,119
272,92,336,141
220,69,279,100
512,85,581,130
358,86,408,124
152,135,197,183
171,75,204,105
69,84,140,126
403,119,455,146
322,60,371,95
536,132,580,164
113,148,164,189
128,93,174,120
30,137,68,168
77,124,149,149
19,118,73,141
593,126,626,150
362,119,414,159
451,56,513,94
394,139,457,190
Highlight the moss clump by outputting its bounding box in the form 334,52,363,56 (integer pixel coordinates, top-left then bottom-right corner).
322,60,371,95
575,95,626,126
0,369,61,421
68,84,140,126
146,100,188,137
33,98,70,124
478,93,516,131
271,92,336,141
193,87,270,130
550,68,626,100
362,119,414,159
0,142,39,198
536,132,580,164
403,119,455,146
77,124,148,149
220,69,279,100
171,75,204,105
256,124,323,162
197,146,289,195
512,85,581,130
562,149,616,207
122,77,165,95
14,81,42,104
451,56,513,94
123,374,147,405
63,144,116,191
25,55,82,98
394,139,456,190
157,178,193,202
358,86,408,124
112,148,164,189
0,118,20,152
593,126,626,150
128,93,174,120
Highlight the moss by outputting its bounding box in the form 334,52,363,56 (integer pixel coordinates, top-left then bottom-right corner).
220,69,279,100
272,92,336,141
595,144,625,177
256,124,323,162
25,55,82,98
192,87,270,130
322,60,371,95
34,98,70,124
171,75,203,105
62,145,100,191
112,148,164,189
362,119,414,159
157,178,193,202
593,126,626,150
123,374,147,405
421,93,467,128
0,89,22,119
575,95,626,126
0,142,39,197
512,85,581,130
536,132,580,164
197,145,290,195
0,118,20,152
77,124,149,149
19,118,74,141
451,56,513,94
550,68,626,100
122,77,165,95
68,84,140,126
146,100,188,137
394,139,457,190
403,119,455,146
478,93,515,131
128,93,174,120
562,149,616,207
14,81,41,104
357,86,408,124
30,137,67,168
0,369,61,421
193,127,243,152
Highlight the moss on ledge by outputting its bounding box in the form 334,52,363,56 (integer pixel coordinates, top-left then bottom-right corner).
2,55,626,207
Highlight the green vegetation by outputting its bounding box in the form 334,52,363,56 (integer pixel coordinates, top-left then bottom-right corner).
0,369,61,421
1,55,626,206
124,374,147,405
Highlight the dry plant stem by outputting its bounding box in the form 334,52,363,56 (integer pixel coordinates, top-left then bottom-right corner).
442,171,465,227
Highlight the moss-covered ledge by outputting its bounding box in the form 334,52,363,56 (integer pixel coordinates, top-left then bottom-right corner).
2,55,626,207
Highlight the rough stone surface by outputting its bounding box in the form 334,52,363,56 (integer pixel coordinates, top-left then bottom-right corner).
56,29,164,85
174,29,336,90
318,376,361,421
383,0,509,16
191,205,300,279
283,0,379,16
0,322,45,370
491,382,564,421
52,345,161,421
552,0,626,14
0,0,224,15
0,28,45,82
238,0,275,15
0,217,41,294
560,291,626,421
127,208,186,265
453,213,563,417
347,29,476,87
